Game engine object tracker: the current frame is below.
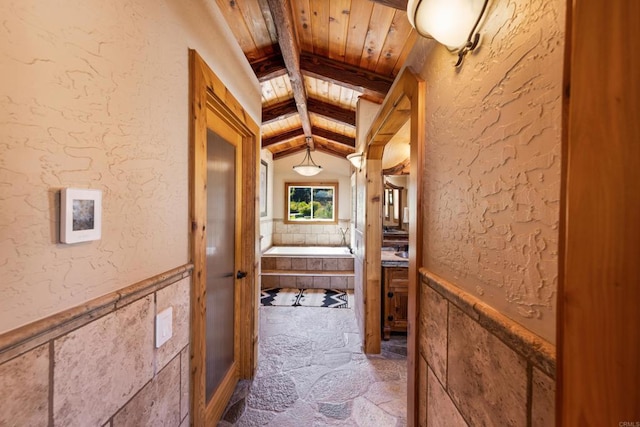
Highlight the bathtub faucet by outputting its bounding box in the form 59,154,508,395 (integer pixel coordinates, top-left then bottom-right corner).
339,227,349,247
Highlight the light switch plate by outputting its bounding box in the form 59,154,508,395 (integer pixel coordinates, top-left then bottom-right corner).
155,307,173,348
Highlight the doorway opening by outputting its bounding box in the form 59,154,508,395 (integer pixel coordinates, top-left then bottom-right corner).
361,67,425,426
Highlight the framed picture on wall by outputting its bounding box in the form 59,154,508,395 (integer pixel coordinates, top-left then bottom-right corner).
260,160,268,217
60,188,102,244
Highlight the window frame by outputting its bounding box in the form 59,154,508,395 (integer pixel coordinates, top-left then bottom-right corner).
284,181,339,224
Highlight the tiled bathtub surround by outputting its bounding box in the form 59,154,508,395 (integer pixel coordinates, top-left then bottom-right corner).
272,219,351,246
418,269,555,427
0,266,192,427
261,256,355,289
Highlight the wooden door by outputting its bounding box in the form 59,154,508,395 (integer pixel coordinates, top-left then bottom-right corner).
558,0,640,423
203,116,243,422
189,50,260,426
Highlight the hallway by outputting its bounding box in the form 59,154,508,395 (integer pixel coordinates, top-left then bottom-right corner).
219,305,407,426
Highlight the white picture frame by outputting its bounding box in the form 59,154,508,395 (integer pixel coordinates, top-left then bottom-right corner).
60,188,102,244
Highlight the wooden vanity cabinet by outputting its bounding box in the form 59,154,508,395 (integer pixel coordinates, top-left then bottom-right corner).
382,267,409,340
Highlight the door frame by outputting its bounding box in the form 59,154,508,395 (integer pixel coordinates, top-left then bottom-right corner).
362,67,425,425
189,50,260,426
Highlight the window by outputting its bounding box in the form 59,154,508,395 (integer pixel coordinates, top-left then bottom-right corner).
285,182,338,224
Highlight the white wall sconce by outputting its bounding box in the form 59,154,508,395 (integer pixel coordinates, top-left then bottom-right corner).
293,139,323,176
346,152,364,170
407,0,489,67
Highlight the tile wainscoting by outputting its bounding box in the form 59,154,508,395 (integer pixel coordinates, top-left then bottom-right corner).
0,265,193,427
272,219,351,246
417,269,556,426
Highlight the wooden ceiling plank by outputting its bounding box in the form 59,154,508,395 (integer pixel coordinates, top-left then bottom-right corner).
344,0,375,66
240,0,278,53
257,0,279,44
267,0,314,138
359,3,395,71
215,0,262,61
339,85,357,109
368,0,408,10
261,123,276,138
329,0,352,61
316,76,331,99
329,81,343,104
308,97,356,126
261,79,277,105
262,98,298,124
285,115,302,131
272,75,293,101
300,51,393,95
374,9,415,76
310,0,331,57
304,75,317,97
290,0,314,52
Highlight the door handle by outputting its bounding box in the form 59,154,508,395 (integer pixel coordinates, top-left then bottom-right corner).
236,270,248,279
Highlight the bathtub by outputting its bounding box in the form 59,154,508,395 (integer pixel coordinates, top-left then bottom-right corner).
262,246,352,257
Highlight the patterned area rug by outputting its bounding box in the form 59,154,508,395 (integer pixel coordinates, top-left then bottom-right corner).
261,288,352,309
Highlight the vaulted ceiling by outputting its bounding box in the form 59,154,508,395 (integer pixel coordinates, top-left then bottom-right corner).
216,0,416,160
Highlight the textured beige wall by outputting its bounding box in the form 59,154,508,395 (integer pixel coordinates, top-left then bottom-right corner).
406,0,564,342
0,0,260,334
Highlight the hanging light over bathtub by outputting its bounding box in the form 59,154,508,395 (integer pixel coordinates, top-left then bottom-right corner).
407,0,489,67
293,138,322,176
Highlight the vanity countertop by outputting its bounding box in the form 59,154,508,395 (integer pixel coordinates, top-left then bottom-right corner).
381,249,409,267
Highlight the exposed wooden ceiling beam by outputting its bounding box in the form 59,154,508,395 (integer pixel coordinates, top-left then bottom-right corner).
262,99,298,125
262,128,304,147
368,0,408,10
311,127,355,147
314,144,354,158
257,0,278,42
383,158,410,175
273,145,306,160
250,51,287,82
262,125,355,148
272,142,353,161
307,98,356,127
300,51,394,96
263,97,356,127
266,0,313,138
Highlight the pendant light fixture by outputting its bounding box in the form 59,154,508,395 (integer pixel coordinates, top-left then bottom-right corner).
346,152,364,170
407,0,489,67
293,138,322,176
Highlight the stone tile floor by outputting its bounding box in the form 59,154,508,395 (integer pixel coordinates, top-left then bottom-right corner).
219,305,407,426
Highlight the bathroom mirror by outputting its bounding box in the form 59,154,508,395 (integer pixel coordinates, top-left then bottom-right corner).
383,180,403,229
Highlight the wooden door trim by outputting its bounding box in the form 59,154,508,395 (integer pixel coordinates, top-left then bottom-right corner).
189,49,260,427
362,67,425,426
205,361,239,425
